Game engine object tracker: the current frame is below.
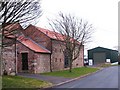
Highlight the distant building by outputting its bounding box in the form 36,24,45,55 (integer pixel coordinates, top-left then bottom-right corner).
88,47,118,65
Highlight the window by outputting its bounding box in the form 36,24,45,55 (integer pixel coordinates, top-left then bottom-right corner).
55,58,57,62
60,58,62,62
60,49,62,52
76,63,78,66
54,48,57,52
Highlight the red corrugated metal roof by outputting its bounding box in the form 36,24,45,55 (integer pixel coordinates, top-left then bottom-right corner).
26,25,80,44
17,35,51,53
4,23,22,39
35,26,80,44
29,25,65,41
4,23,22,31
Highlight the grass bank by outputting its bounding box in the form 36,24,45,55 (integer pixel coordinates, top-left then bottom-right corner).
41,67,99,78
2,75,52,89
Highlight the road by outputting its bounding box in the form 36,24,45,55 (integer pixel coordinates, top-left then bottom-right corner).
53,66,118,88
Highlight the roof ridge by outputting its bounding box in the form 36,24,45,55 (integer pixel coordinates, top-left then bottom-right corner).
34,25,62,39
31,25,52,39
88,46,118,51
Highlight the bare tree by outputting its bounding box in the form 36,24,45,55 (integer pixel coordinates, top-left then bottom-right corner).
0,0,42,75
49,12,93,72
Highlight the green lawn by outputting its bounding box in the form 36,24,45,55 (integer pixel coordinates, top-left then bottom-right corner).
41,67,99,78
2,75,52,89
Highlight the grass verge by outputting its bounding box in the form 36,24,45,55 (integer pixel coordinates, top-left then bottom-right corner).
2,75,52,89
98,63,118,68
41,67,99,78
98,63,112,67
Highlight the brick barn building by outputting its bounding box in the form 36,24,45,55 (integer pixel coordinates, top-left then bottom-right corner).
3,24,84,74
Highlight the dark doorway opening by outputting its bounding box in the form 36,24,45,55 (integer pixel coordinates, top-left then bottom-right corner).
21,53,28,70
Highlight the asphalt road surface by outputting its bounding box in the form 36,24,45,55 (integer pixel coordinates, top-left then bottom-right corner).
53,66,118,88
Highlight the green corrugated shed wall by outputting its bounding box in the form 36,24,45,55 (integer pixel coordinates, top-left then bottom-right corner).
110,50,119,63
88,47,118,64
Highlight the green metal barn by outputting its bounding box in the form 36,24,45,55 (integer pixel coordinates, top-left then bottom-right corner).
88,47,118,65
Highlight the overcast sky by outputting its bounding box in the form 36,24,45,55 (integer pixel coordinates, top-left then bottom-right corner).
36,0,119,54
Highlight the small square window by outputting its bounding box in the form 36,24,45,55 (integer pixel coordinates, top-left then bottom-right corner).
76,63,78,66
60,49,62,52
54,48,57,52
55,58,57,62
60,59,62,62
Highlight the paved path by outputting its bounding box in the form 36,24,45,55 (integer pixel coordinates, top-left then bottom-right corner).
18,73,71,84
53,66,118,88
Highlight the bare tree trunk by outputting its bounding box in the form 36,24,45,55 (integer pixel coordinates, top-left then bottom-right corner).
0,26,3,76
1,24,7,75
1,24,5,75
15,36,18,75
69,61,72,72
0,49,1,76
69,57,73,72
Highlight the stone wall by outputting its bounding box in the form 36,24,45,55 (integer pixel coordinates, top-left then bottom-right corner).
51,40,84,71
35,53,50,73
51,40,65,71
3,47,15,75
72,46,84,68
